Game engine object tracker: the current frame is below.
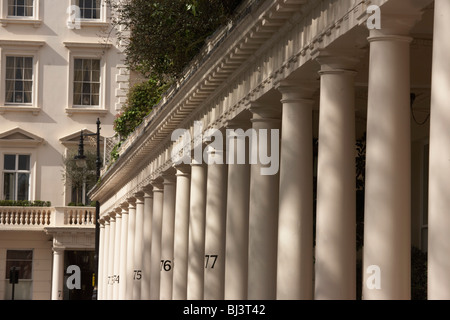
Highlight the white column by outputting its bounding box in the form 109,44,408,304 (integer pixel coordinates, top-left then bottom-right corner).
428,0,450,300
247,102,281,300
113,209,122,300
118,202,129,300
276,82,315,300
150,180,164,300
141,186,153,299
187,161,207,300
314,56,357,300
363,19,414,300
102,216,110,299
107,212,116,300
98,219,105,300
126,198,136,300
224,119,250,300
51,247,64,300
160,173,176,300
172,165,191,300
204,146,228,300
133,193,144,299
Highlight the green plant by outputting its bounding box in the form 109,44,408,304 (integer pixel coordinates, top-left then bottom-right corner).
0,200,51,207
113,77,172,139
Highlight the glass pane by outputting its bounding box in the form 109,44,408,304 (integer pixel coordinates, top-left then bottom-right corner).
24,57,33,68
92,83,100,95
4,154,16,170
73,93,81,105
91,59,100,71
18,155,30,170
6,68,14,80
17,173,29,200
74,59,83,70
24,91,32,104
91,70,100,82
24,68,32,80
91,94,99,106
3,173,15,200
7,250,33,260
14,92,24,103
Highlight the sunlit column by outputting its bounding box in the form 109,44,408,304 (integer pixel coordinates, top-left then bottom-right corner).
187,160,207,300
113,208,122,300
150,180,164,300
428,0,450,300
51,247,64,300
126,198,136,299
160,172,177,300
118,202,129,300
276,82,316,300
98,219,105,300
224,119,250,300
314,56,357,300
204,144,228,300
107,212,116,300
102,216,110,299
133,193,144,299
363,17,415,300
172,165,191,299
247,102,281,300
141,186,153,299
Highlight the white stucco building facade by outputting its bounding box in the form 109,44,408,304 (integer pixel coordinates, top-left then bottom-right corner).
89,0,450,300
0,0,128,300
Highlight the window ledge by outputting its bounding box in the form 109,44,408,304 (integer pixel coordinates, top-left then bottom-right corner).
65,107,108,117
0,18,42,28
79,20,109,28
0,106,41,115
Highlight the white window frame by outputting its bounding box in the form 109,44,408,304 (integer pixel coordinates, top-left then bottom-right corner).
0,40,44,114
0,0,41,27
64,42,111,116
0,150,36,201
68,0,108,28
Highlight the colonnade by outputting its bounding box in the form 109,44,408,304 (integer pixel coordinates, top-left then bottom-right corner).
95,1,450,300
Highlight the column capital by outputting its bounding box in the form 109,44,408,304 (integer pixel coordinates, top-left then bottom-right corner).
134,191,145,203
248,101,281,121
142,185,153,197
150,178,164,191
173,163,191,175
314,49,361,74
127,197,137,209
162,167,177,184
224,117,252,131
52,247,65,254
276,80,318,103
109,211,116,221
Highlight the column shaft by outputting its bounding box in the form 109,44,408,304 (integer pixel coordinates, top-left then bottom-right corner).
314,62,357,300
224,121,250,300
51,248,64,300
107,213,116,300
113,212,122,300
363,31,412,300
102,218,110,299
118,204,129,300
141,187,153,299
150,183,164,299
428,0,450,300
247,103,281,300
98,221,105,300
126,199,136,299
187,163,207,300
160,175,177,300
172,166,191,300
204,151,227,300
133,194,144,299
276,84,315,300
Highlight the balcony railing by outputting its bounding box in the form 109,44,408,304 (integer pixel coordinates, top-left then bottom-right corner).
0,206,96,230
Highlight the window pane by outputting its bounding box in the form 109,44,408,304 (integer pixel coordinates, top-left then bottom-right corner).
7,250,33,260
4,154,16,170
17,173,29,200
91,94,99,106
18,155,30,170
3,173,15,200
